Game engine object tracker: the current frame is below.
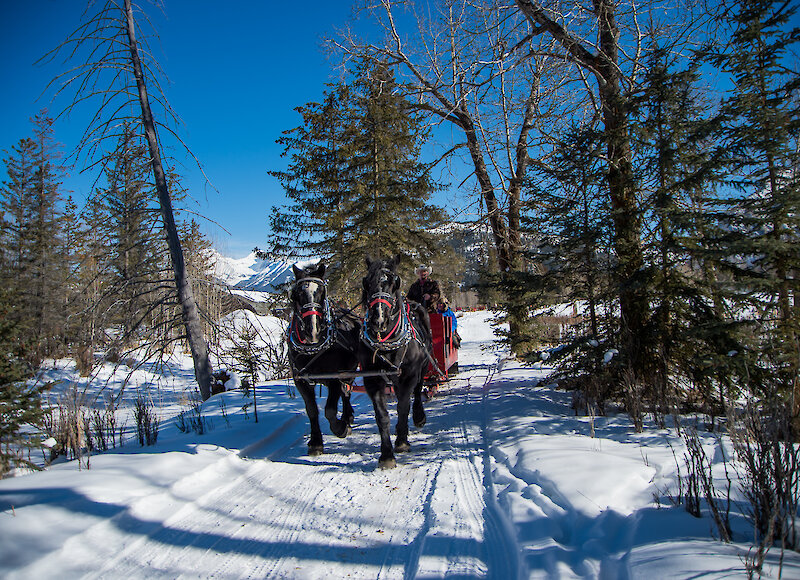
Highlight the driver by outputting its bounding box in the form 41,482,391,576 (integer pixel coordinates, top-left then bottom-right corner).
407,264,440,311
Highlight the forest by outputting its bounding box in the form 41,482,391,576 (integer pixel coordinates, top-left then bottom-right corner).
1,0,799,573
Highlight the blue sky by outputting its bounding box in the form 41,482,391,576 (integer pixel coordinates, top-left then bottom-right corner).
1,1,361,258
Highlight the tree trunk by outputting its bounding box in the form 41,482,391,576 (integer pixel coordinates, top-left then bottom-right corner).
594,0,648,370
516,0,649,370
123,0,214,400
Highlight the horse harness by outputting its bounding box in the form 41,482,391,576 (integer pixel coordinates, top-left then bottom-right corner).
287,276,336,356
362,269,427,373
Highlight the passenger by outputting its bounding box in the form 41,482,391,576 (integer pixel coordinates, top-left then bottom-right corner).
407,264,440,312
436,297,461,348
436,298,457,331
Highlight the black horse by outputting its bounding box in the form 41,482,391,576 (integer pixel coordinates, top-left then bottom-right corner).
288,262,361,456
358,256,433,469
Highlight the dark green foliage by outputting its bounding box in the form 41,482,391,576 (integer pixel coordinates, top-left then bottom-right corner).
519,123,618,386
95,124,163,345
629,46,745,420
0,286,44,476
0,113,70,366
700,0,800,408
266,58,449,298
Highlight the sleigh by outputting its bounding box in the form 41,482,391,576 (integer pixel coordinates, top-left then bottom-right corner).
423,311,459,388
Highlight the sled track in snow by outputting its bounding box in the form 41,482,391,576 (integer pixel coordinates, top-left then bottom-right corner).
30,362,522,579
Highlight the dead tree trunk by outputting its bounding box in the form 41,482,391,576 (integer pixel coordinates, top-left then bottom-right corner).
123,0,213,400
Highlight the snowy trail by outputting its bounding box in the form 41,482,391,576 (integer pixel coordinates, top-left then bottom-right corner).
9,311,795,578
9,362,526,579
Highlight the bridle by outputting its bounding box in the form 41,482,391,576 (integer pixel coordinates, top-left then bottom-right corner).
288,276,335,355
361,268,417,352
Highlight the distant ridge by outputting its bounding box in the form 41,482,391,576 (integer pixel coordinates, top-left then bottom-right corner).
212,251,317,294
212,220,493,294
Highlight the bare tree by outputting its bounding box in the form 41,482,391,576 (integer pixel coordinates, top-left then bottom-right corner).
338,0,573,344
43,0,214,399
512,0,716,368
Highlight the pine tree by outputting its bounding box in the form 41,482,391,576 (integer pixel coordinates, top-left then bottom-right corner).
521,123,617,397
0,113,69,366
344,61,448,278
60,195,83,357
704,0,800,408
28,113,69,361
268,83,357,290
181,218,222,341
267,59,449,298
631,46,742,420
0,137,38,298
72,193,113,363
98,124,161,345
0,285,44,476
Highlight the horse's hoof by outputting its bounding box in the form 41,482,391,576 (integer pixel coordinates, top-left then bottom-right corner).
334,425,352,438
413,412,426,428
395,441,411,453
308,445,324,456
378,457,397,469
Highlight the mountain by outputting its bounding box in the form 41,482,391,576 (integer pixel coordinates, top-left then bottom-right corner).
212,251,296,293
212,221,497,294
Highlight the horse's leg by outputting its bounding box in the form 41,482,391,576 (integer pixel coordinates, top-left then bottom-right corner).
413,345,428,428
367,379,396,469
394,381,412,453
413,371,427,429
296,380,324,455
341,382,355,427
324,381,351,438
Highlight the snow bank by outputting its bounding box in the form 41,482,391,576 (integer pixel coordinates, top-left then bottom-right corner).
2,311,798,579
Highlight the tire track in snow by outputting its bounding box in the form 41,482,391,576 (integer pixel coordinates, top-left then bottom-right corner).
412,361,521,579
477,364,524,579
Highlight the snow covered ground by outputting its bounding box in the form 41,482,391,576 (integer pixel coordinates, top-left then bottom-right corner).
1,311,798,579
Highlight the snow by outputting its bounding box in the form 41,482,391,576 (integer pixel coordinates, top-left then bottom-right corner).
212,250,316,293
1,311,799,578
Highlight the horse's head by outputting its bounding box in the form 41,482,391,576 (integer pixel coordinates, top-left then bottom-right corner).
291,261,328,344
362,255,402,336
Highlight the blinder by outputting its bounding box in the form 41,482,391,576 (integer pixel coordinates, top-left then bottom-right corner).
289,276,335,353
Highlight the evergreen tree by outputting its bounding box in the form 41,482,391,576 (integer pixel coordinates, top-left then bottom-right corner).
181,218,222,341
0,113,69,366
28,113,68,361
74,192,113,359
268,83,357,290
704,0,800,408
267,59,449,298
0,137,38,297
344,61,449,282
631,46,742,421
98,124,161,345
0,285,44,476
60,195,84,357
521,123,617,397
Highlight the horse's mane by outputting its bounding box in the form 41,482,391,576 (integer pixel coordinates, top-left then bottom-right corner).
334,308,361,331
363,257,402,297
